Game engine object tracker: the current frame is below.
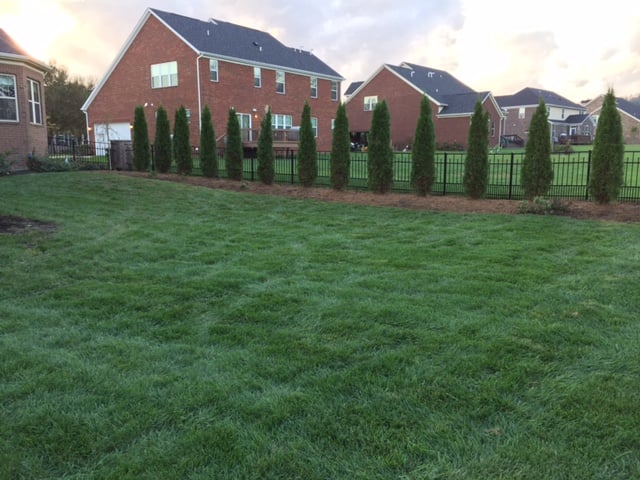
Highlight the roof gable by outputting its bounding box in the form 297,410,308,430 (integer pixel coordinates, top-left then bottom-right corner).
615,97,640,121
0,28,48,71
150,9,342,79
496,87,584,110
387,62,476,103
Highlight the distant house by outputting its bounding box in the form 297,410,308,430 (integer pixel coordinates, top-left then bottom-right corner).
82,8,343,152
495,87,594,146
344,62,505,150
0,29,49,171
583,95,640,145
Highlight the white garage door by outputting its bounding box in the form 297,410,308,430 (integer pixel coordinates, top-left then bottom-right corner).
94,123,131,155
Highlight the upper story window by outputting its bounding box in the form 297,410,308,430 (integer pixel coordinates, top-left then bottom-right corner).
331,81,339,101
0,74,18,122
272,113,292,130
311,117,318,137
151,61,178,89
310,77,317,98
276,70,285,94
209,59,218,82
254,67,261,88
364,95,378,111
518,107,525,119
28,78,42,124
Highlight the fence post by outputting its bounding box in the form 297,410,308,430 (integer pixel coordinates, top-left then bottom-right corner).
442,152,448,195
508,152,515,200
585,150,592,200
250,151,255,181
290,149,295,184
72,142,77,163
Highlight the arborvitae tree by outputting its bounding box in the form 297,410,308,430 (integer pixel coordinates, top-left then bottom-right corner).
463,100,489,199
589,89,625,204
330,102,350,190
200,105,217,178
173,106,192,175
298,102,317,187
411,95,436,196
367,100,393,193
154,106,172,173
522,98,553,200
132,105,151,171
225,107,244,181
257,108,274,185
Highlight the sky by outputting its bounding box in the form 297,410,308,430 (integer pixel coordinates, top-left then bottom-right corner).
2,0,639,102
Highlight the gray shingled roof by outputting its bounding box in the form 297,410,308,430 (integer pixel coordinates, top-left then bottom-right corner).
496,87,583,110
345,81,363,96
151,9,342,79
0,28,30,57
616,97,640,121
552,113,591,125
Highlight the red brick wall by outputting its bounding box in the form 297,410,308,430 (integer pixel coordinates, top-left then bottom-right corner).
0,63,48,170
86,14,340,151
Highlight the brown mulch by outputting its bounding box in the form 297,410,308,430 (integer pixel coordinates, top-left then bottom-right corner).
2,171,638,234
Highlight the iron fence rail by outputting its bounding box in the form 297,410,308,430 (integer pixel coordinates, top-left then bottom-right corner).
47,143,640,201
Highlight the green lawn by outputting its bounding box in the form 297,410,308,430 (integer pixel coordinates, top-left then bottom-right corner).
1,172,639,479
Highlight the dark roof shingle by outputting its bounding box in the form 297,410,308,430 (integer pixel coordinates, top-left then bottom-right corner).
496,87,583,110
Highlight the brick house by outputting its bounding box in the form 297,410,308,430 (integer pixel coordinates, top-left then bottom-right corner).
82,8,343,152
495,87,594,146
583,95,640,145
344,62,505,150
0,29,49,171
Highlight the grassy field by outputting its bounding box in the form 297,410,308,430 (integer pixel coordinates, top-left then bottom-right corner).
1,172,639,479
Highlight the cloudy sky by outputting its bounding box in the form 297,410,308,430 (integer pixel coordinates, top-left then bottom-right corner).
3,0,639,102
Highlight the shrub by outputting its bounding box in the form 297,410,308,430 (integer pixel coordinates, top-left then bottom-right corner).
298,102,317,187
154,106,172,173
330,103,350,190
200,105,218,178
463,100,489,199
411,95,436,196
173,106,192,175
132,106,151,171
367,100,393,193
522,98,553,200
518,197,569,216
225,108,244,181
0,151,15,176
257,108,274,185
589,89,624,204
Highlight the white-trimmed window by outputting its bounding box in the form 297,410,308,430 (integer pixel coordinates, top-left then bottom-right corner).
272,113,292,130
364,95,378,111
518,107,525,119
311,117,318,137
276,70,285,94
254,67,261,88
331,81,338,101
0,74,18,122
151,61,178,88
310,77,317,98
209,59,218,82
28,79,43,125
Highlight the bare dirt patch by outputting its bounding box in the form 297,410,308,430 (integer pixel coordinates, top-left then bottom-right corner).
111,171,640,224
0,215,58,235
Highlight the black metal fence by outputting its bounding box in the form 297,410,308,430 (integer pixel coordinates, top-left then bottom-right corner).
47,142,640,201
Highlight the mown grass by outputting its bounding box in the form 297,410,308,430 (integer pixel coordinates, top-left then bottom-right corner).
1,172,639,479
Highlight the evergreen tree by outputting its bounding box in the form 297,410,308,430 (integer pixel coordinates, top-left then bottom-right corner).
298,102,317,187
257,108,274,185
225,108,244,181
589,89,625,204
463,100,489,199
522,98,553,200
154,105,172,173
200,105,217,178
173,106,192,175
411,95,436,196
330,103,351,190
367,100,393,193
132,105,150,171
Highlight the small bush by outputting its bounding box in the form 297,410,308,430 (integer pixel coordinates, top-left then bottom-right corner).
0,151,15,176
518,197,569,216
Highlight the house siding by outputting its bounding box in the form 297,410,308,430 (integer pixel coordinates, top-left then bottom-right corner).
0,62,48,170
86,14,339,151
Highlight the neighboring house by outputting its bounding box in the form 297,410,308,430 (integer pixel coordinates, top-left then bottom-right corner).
82,8,343,152
495,87,594,146
0,29,49,171
344,62,505,150
583,95,640,145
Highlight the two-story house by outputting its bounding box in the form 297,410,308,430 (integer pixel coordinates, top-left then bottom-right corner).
583,95,640,145
495,87,594,146
345,62,505,150
0,29,49,171
81,8,343,152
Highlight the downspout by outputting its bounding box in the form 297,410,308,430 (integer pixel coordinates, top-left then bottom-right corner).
196,54,204,132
